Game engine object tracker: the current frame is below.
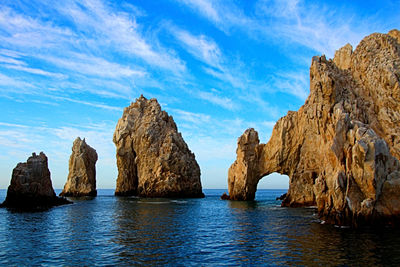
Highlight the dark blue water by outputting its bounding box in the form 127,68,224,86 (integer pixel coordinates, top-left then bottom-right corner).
1,189,400,266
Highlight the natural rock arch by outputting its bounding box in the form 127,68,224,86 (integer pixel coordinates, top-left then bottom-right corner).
228,30,400,226
228,128,315,206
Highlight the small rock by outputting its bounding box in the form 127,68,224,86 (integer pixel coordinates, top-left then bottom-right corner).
60,137,98,197
220,192,230,200
0,152,71,211
276,193,287,201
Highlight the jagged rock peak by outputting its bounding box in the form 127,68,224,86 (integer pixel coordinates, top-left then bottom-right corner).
0,152,71,210
227,29,400,227
60,137,98,197
333,43,353,70
113,95,204,198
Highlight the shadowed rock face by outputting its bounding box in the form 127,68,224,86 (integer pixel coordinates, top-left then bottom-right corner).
113,95,204,198
60,137,98,197
228,30,400,226
0,152,71,210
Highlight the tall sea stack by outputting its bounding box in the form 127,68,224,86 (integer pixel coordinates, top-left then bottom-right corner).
0,152,71,210
227,30,400,227
113,95,204,198
60,137,98,197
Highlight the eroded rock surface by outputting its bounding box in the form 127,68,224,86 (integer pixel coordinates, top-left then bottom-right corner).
228,29,400,226
60,137,98,197
113,95,204,198
0,152,71,210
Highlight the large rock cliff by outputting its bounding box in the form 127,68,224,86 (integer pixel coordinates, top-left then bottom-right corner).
60,137,98,197
227,29,400,226
0,152,71,210
113,95,204,198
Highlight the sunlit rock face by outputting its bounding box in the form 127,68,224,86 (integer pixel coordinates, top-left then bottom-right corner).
0,152,71,210
228,30,400,227
113,95,204,198
60,137,98,197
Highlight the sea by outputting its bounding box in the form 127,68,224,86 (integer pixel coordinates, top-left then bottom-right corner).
1,189,400,266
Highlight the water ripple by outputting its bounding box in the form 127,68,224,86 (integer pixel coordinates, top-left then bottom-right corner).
0,189,400,265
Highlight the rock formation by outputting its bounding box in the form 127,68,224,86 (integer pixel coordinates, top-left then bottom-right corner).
60,137,98,197
227,29,400,226
113,95,204,198
0,152,71,210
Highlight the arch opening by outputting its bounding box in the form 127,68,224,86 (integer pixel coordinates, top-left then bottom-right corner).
255,172,289,200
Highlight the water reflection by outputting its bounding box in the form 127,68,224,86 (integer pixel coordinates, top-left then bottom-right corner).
62,198,99,265
285,223,400,266
112,197,184,265
1,208,73,265
1,190,400,265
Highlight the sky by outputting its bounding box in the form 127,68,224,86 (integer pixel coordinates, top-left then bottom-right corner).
0,0,399,190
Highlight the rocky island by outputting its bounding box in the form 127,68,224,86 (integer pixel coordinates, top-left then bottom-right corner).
113,95,204,198
227,30,400,227
0,152,71,210
60,137,98,197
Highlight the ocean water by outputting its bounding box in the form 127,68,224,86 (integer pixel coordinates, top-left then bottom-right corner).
1,189,400,266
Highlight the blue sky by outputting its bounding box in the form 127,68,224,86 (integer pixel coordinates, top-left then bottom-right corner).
0,0,399,189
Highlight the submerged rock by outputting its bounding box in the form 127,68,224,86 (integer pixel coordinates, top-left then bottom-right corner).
220,192,230,200
276,193,287,201
113,95,204,198
60,137,98,197
228,29,400,227
0,152,71,211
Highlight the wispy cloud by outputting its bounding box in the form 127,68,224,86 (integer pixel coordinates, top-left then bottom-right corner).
0,122,29,128
169,108,211,125
197,90,238,111
174,0,254,33
0,73,34,90
255,0,365,57
4,64,67,79
57,0,186,74
0,0,196,114
270,71,309,100
176,0,391,57
41,53,146,79
48,95,122,112
0,7,74,49
169,24,251,102
171,26,222,68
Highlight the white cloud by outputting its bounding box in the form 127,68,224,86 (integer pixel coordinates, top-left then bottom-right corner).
178,0,221,23
0,7,74,49
169,108,211,125
0,122,29,128
0,73,34,90
41,53,146,79
197,90,238,111
271,71,309,100
255,0,364,57
203,67,246,89
169,25,251,91
171,26,222,68
177,0,385,58
57,0,186,74
48,95,122,112
174,0,253,33
4,64,67,79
